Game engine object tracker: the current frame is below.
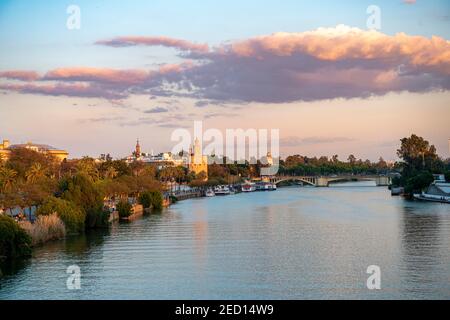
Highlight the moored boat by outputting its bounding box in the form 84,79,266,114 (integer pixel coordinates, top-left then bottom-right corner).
214,185,231,195
413,181,450,204
241,182,256,192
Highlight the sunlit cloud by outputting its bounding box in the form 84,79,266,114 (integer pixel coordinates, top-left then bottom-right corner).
96,36,209,53
1,25,449,104
0,70,40,81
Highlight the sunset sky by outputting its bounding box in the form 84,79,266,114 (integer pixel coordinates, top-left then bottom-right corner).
0,0,449,161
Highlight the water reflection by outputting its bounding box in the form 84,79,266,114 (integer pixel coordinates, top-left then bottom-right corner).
400,204,449,298
1,186,449,299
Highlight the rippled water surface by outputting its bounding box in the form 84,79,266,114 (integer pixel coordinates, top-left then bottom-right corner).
1,183,449,299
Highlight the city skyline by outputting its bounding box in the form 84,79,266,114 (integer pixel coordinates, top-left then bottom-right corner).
0,0,449,160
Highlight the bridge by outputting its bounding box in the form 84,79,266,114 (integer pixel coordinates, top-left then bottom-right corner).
268,175,392,187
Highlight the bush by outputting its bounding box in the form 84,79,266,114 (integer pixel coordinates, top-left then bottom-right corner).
117,200,132,218
0,215,32,259
20,213,66,246
36,197,85,234
138,191,163,210
138,192,152,209
150,191,163,210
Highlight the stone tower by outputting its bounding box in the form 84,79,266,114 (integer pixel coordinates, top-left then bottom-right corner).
188,138,208,179
135,139,141,158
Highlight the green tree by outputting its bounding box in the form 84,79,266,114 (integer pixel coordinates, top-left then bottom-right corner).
117,200,133,218
0,215,32,259
347,154,357,165
25,163,47,183
59,173,108,228
0,167,17,192
138,191,153,209
36,197,85,234
76,157,99,182
405,172,434,194
397,134,438,171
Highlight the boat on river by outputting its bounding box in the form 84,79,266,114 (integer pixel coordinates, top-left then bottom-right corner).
205,189,215,197
241,182,256,192
413,182,450,204
214,185,231,196
256,182,277,191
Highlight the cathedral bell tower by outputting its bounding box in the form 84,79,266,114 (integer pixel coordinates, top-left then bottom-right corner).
135,139,141,158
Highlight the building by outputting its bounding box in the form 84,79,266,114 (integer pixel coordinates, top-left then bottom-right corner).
0,139,69,162
125,139,186,168
188,138,208,178
135,139,141,159
0,139,10,161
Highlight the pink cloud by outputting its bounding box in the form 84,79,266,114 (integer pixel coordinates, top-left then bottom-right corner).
0,82,124,99
1,26,449,103
227,25,450,75
96,36,209,53
43,67,150,85
0,70,40,81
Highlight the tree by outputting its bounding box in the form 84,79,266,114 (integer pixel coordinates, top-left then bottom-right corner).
25,163,47,183
347,154,357,165
76,157,99,181
397,134,438,171
138,190,163,210
377,157,387,169
36,197,85,234
6,147,57,179
59,173,108,228
117,200,133,219
104,166,118,179
405,172,434,194
331,155,339,163
0,167,17,192
138,192,153,209
0,215,32,259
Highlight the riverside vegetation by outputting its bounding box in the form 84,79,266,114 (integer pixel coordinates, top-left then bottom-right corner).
1,134,449,270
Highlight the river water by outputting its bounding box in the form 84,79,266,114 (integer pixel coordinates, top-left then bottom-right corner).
1,182,449,300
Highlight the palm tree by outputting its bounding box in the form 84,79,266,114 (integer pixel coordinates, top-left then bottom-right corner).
76,159,99,181
26,163,47,183
0,167,18,192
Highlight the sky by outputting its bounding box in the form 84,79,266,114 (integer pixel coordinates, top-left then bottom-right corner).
0,0,449,161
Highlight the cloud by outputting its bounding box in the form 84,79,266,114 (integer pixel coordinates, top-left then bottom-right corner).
79,116,126,123
178,25,450,103
0,82,124,99
96,36,209,53
281,136,355,147
194,100,210,108
0,70,39,81
1,26,449,104
43,67,150,85
143,106,169,113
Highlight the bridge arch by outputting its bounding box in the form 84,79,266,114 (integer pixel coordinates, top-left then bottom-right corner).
273,177,316,187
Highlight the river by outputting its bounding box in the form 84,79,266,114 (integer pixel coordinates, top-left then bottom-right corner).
1,182,449,300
